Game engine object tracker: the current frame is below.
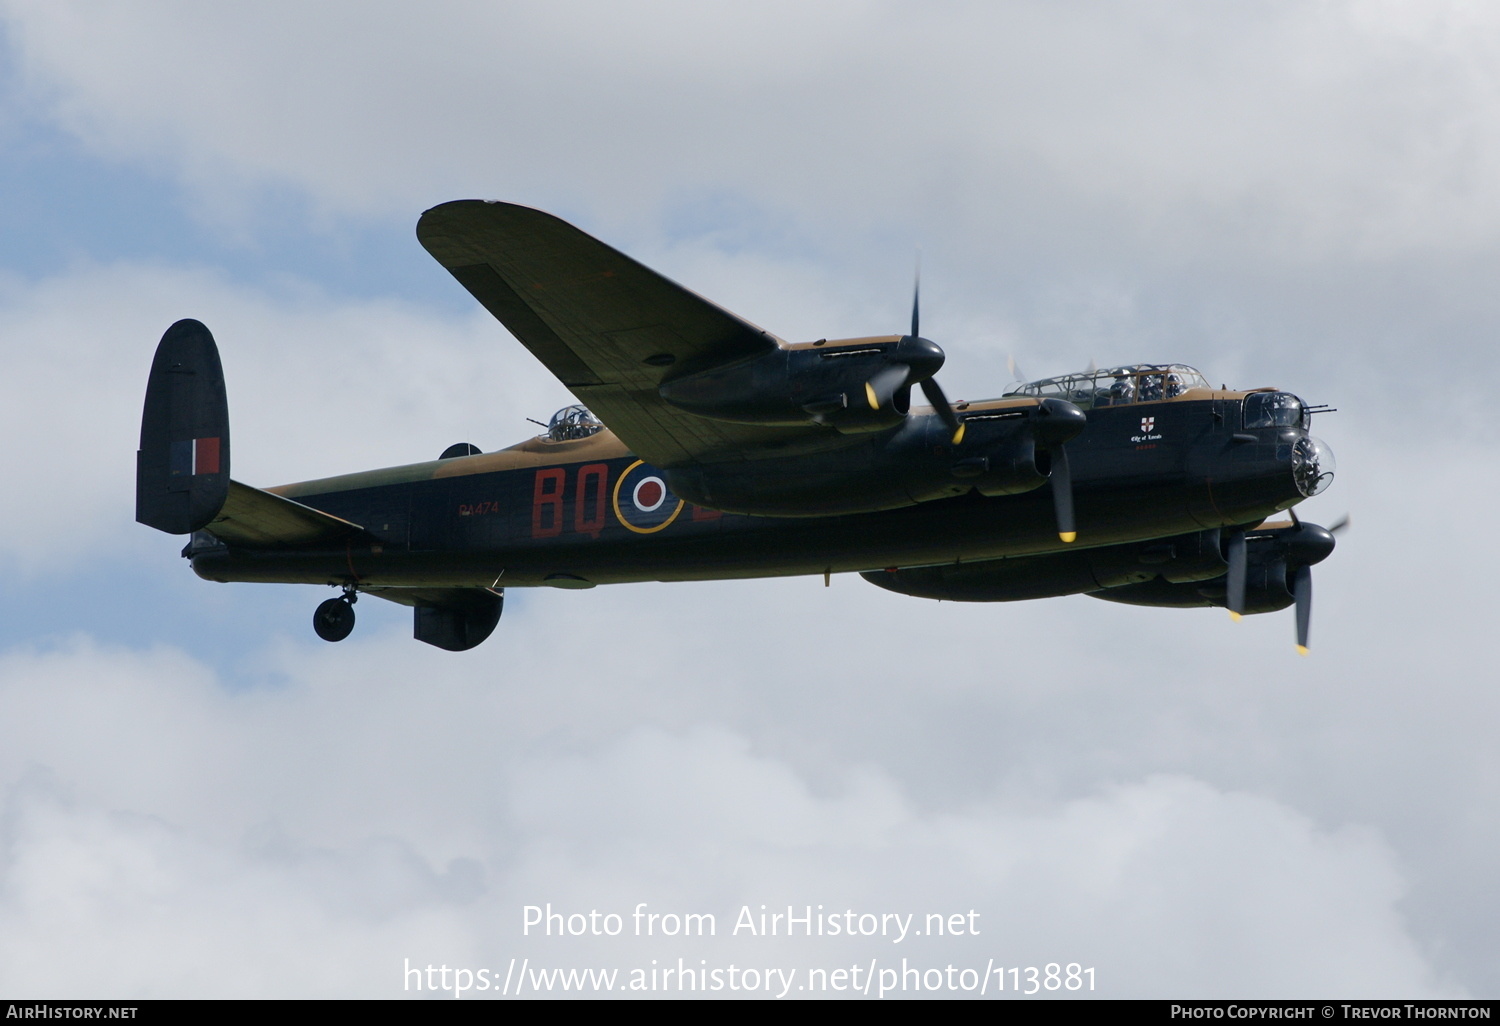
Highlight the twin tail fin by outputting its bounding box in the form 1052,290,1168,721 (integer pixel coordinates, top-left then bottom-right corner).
136,319,231,534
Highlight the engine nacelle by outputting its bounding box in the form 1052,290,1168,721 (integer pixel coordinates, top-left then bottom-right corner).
1089,519,1333,613
658,335,935,435
1089,563,1292,613
862,529,1228,601
667,408,1050,516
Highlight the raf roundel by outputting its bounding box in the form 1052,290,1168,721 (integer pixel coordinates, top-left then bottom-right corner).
633,476,667,512
613,460,684,533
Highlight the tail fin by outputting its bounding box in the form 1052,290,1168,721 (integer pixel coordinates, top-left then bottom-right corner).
136,319,231,534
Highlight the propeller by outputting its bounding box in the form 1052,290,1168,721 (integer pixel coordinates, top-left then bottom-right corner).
1224,511,1342,654
867,266,965,443
1225,527,1248,620
1285,512,1337,655
1050,443,1075,543
1029,397,1087,543
1002,348,1083,541
864,364,912,409
1291,563,1313,656
920,376,965,445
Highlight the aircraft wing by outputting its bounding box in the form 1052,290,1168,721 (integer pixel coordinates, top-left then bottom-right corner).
204,480,365,547
417,200,822,465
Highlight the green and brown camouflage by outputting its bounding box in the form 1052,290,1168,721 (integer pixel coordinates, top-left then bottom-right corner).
137,201,1339,652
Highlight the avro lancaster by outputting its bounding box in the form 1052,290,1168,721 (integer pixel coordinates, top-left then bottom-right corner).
136,201,1339,653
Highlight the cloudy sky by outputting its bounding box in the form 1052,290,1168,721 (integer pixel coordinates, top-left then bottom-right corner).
1,0,1496,999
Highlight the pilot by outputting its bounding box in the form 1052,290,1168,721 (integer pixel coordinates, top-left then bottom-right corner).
1140,374,1163,401
1165,373,1183,398
1107,373,1135,404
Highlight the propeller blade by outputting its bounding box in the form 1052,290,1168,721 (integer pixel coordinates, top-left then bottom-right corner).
919,377,965,444
1007,354,1027,384
1292,563,1313,655
910,257,921,339
1226,529,1247,621
1327,514,1350,535
865,363,912,410
1050,444,1076,543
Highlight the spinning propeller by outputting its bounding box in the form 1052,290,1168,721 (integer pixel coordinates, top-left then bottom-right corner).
865,269,966,445
866,267,1085,543
1033,402,1081,543
1224,512,1346,654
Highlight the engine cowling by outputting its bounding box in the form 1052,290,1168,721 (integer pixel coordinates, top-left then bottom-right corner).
666,411,1049,516
1089,519,1334,612
862,529,1227,601
658,335,939,435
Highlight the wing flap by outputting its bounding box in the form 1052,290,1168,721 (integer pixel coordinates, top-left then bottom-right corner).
205,480,364,547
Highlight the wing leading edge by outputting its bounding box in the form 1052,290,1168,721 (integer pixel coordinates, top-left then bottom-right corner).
416,200,832,465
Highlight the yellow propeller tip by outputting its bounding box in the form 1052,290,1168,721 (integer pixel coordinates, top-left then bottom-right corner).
1229,611,1242,622
1296,645,1309,657
1058,531,1076,543
952,423,966,445
864,382,879,410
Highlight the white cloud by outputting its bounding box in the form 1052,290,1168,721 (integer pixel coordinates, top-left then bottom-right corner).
0,260,572,572
7,1,1500,262
0,638,1459,997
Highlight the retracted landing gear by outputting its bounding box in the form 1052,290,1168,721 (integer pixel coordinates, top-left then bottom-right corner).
313,585,358,642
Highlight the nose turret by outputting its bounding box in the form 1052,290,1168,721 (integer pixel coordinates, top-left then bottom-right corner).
1292,436,1336,497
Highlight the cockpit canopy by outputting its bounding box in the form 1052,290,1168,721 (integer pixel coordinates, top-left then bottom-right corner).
1009,364,1210,411
544,404,604,441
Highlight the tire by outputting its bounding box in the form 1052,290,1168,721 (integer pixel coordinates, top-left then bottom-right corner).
313,597,356,642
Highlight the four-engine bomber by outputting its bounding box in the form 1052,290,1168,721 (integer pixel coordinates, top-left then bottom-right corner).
136,201,1339,652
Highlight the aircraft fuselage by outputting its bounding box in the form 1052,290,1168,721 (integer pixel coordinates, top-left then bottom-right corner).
187,390,1307,591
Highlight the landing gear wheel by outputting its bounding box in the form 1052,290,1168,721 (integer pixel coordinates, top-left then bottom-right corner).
313,597,356,642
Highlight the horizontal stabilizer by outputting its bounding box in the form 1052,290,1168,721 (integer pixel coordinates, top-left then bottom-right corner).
204,480,365,547
137,319,231,534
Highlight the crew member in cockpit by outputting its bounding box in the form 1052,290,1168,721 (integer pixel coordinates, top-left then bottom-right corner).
1108,373,1135,404
546,405,604,441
